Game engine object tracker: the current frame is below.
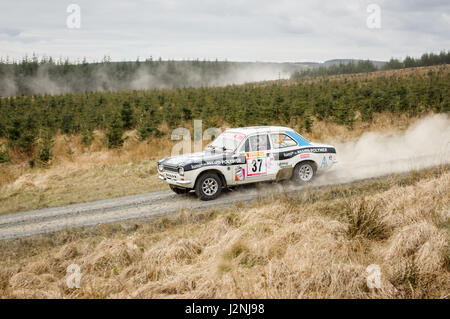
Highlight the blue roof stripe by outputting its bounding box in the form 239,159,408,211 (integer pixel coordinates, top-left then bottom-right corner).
285,131,311,146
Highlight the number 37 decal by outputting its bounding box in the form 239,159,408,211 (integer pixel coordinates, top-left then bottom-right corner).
246,151,267,176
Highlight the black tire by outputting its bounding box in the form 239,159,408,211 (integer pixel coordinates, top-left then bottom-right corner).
292,161,316,183
195,173,222,201
169,185,190,194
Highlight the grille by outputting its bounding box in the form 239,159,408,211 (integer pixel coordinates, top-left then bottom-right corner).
163,165,178,173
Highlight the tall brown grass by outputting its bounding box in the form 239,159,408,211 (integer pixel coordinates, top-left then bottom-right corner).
0,166,448,298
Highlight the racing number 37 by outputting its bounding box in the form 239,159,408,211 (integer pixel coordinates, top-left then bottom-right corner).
251,158,263,173
246,152,267,176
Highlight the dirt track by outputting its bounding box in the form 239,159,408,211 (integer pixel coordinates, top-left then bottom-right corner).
0,181,306,240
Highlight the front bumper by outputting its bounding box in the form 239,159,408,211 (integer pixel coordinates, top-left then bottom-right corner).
158,174,192,187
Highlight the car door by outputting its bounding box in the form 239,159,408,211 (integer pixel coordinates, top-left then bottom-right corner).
233,134,276,183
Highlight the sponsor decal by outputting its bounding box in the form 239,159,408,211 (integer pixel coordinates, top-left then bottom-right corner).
165,172,178,180
234,167,245,181
301,147,330,153
275,147,336,160
279,162,290,168
246,151,265,159
300,153,310,159
320,156,328,168
184,155,246,171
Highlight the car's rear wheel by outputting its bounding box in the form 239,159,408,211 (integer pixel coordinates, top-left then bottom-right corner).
195,173,222,200
293,162,316,183
169,185,190,194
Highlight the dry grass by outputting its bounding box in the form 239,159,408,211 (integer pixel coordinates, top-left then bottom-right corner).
282,64,450,86
0,112,426,214
0,130,172,214
0,166,448,299
0,160,166,214
305,112,418,142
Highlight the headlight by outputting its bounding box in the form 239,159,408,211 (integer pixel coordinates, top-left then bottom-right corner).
178,167,184,176
158,164,164,172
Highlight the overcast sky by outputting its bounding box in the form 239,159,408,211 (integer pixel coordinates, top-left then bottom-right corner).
0,0,449,62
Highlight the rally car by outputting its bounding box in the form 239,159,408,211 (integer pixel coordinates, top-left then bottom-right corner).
158,126,337,200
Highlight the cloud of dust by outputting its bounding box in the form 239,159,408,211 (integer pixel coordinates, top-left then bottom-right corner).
317,114,450,185
219,114,450,200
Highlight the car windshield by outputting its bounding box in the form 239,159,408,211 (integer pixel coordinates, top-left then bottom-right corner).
207,132,245,152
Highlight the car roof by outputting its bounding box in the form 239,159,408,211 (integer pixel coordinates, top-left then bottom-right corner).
225,126,295,136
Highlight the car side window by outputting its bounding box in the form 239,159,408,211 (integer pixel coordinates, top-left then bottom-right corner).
247,134,270,152
270,133,297,149
239,139,248,153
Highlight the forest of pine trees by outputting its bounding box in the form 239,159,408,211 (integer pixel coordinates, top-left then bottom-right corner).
0,64,448,162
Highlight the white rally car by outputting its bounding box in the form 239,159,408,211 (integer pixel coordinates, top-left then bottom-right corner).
158,126,337,200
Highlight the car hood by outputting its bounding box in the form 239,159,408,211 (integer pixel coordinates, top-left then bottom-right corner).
159,150,232,167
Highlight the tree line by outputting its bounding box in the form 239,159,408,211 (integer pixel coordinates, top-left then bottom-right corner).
0,65,448,164
0,57,296,96
290,51,450,80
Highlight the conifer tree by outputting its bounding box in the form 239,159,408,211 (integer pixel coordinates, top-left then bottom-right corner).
121,100,134,129
106,113,124,148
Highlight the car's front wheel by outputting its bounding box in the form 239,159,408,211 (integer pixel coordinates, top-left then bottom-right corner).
195,173,222,200
292,161,316,183
169,185,190,194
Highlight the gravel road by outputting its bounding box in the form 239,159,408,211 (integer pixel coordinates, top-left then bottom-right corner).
0,182,301,240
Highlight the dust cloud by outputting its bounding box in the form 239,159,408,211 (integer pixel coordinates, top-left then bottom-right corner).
317,114,450,185
222,114,450,199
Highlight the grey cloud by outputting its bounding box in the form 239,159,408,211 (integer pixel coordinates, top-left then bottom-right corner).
0,28,22,37
0,0,448,63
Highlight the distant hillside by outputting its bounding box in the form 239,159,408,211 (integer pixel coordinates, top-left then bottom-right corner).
322,59,386,68
291,51,450,80
292,59,386,69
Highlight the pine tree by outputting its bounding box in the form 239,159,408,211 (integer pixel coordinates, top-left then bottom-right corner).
137,113,157,141
303,113,313,133
81,128,95,146
37,129,53,164
6,114,37,155
106,113,124,148
121,100,134,129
